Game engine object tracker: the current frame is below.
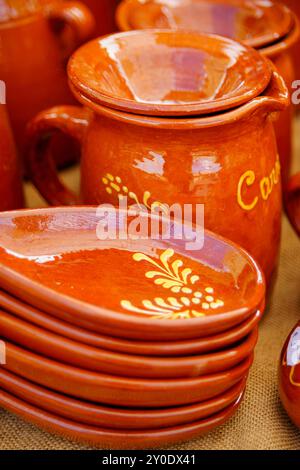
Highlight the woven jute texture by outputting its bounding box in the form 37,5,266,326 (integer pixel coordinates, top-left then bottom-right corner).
0,122,300,450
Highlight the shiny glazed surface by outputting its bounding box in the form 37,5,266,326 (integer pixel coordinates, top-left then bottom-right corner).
116,0,293,49
0,387,243,448
26,61,288,289
0,288,264,356
0,0,95,156
0,208,265,341
279,322,300,428
3,341,253,407
0,104,24,210
0,369,246,429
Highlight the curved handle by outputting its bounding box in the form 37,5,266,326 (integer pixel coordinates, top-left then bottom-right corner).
250,68,289,119
46,1,95,58
25,106,91,206
286,173,300,237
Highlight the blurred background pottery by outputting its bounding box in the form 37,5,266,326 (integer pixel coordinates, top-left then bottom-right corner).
279,321,300,428
286,172,300,236
25,31,288,289
116,0,299,187
81,0,120,37
0,103,24,210
0,0,95,168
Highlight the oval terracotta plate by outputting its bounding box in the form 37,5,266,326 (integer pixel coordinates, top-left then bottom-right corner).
116,0,293,49
0,388,244,449
3,341,253,408
0,309,258,378
0,208,265,341
68,29,272,116
0,288,263,356
0,369,246,430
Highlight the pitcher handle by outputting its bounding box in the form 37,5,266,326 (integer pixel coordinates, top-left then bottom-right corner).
286,173,300,237
46,1,95,59
26,106,91,206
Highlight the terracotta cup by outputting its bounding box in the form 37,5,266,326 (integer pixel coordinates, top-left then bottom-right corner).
279,321,300,428
0,0,95,166
0,103,24,211
116,0,299,187
286,172,300,236
25,31,288,289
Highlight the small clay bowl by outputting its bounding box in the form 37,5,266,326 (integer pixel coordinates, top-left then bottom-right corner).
0,288,264,357
116,0,293,49
0,309,258,379
0,369,246,430
279,321,300,428
0,207,265,341
68,29,272,117
4,341,253,408
0,388,244,449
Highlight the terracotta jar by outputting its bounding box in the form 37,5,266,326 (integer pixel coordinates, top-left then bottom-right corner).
0,0,95,165
286,172,300,236
26,31,288,289
81,0,120,36
0,103,24,211
279,321,300,428
116,0,299,187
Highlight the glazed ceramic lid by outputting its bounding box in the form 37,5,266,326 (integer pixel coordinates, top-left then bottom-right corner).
0,0,45,23
0,207,265,340
116,0,294,49
68,29,272,116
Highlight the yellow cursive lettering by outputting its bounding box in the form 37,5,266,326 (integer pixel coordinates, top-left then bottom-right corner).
237,170,258,211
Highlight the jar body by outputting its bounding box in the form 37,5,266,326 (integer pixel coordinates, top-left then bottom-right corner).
0,105,24,210
0,14,75,155
81,110,282,288
279,321,300,429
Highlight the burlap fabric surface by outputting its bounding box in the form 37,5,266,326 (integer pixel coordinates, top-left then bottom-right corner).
0,124,300,450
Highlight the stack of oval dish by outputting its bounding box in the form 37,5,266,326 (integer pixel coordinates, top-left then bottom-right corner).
0,207,265,448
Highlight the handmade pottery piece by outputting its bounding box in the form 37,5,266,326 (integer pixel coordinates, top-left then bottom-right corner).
2,341,253,407
0,288,264,356
116,1,298,186
0,388,243,449
0,309,258,378
286,172,300,236
0,104,24,211
0,0,95,163
0,369,246,429
0,207,265,341
279,321,300,428
81,0,120,36
25,32,288,288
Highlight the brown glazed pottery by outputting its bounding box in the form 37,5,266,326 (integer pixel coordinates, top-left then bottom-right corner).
0,104,24,210
286,172,300,236
0,369,246,429
0,207,265,341
0,388,243,449
0,309,258,378
25,31,288,289
279,321,300,428
2,341,253,407
0,0,95,162
0,288,264,356
116,0,298,186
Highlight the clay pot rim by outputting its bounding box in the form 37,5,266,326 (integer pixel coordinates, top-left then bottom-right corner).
68,29,273,117
0,207,265,342
0,368,247,429
0,308,258,379
0,387,243,448
116,0,294,50
0,286,264,356
69,66,288,130
260,14,300,58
